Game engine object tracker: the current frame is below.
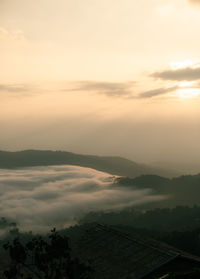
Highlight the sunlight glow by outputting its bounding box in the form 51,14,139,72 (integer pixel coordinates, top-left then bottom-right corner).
169,60,196,70
178,81,196,87
176,88,200,99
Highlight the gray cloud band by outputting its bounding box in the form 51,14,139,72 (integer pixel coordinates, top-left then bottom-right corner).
0,84,28,92
67,81,177,99
138,86,178,98
152,67,200,81
66,81,135,97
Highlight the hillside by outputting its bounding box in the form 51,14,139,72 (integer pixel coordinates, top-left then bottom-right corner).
116,174,200,207
0,150,177,178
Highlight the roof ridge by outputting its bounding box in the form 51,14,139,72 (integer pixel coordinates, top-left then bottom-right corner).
95,223,200,262
96,223,179,258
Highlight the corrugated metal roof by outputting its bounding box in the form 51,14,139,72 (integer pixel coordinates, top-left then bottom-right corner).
76,224,200,279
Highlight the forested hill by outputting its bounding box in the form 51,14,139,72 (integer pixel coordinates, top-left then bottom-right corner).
116,174,200,207
0,150,177,178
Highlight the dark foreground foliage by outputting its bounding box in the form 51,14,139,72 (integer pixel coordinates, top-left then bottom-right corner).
3,228,92,279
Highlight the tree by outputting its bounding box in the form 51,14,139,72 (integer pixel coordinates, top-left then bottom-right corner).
3,228,92,279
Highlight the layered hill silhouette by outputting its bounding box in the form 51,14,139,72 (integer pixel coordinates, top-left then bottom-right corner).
0,150,177,178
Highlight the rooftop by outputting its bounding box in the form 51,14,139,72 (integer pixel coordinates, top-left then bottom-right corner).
76,224,200,279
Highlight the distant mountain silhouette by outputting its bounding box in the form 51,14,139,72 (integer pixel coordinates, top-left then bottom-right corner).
0,150,177,178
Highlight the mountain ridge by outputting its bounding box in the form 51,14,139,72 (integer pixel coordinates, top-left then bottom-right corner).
0,149,178,178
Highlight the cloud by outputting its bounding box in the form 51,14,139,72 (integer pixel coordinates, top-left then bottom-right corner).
67,81,135,97
0,84,28,93
152,65,200,81
0,83,36,98
138,86,178,98
0,165,166,232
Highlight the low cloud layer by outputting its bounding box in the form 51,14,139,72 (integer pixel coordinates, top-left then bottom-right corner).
0,80,185,100
138,86,178,98
152,65,200,81
0,84,28,93
68,81,135,97
0,165,165,232
67,81,178,99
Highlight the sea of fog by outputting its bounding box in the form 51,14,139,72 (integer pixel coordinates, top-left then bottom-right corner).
0,165,165,232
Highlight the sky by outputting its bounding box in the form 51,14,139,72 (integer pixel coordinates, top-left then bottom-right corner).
1,0,200,169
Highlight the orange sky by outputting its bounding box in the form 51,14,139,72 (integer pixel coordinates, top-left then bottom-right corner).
1,0,200,169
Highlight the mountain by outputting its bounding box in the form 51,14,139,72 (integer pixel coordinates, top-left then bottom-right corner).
0,150,177,178
116,174,200,207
